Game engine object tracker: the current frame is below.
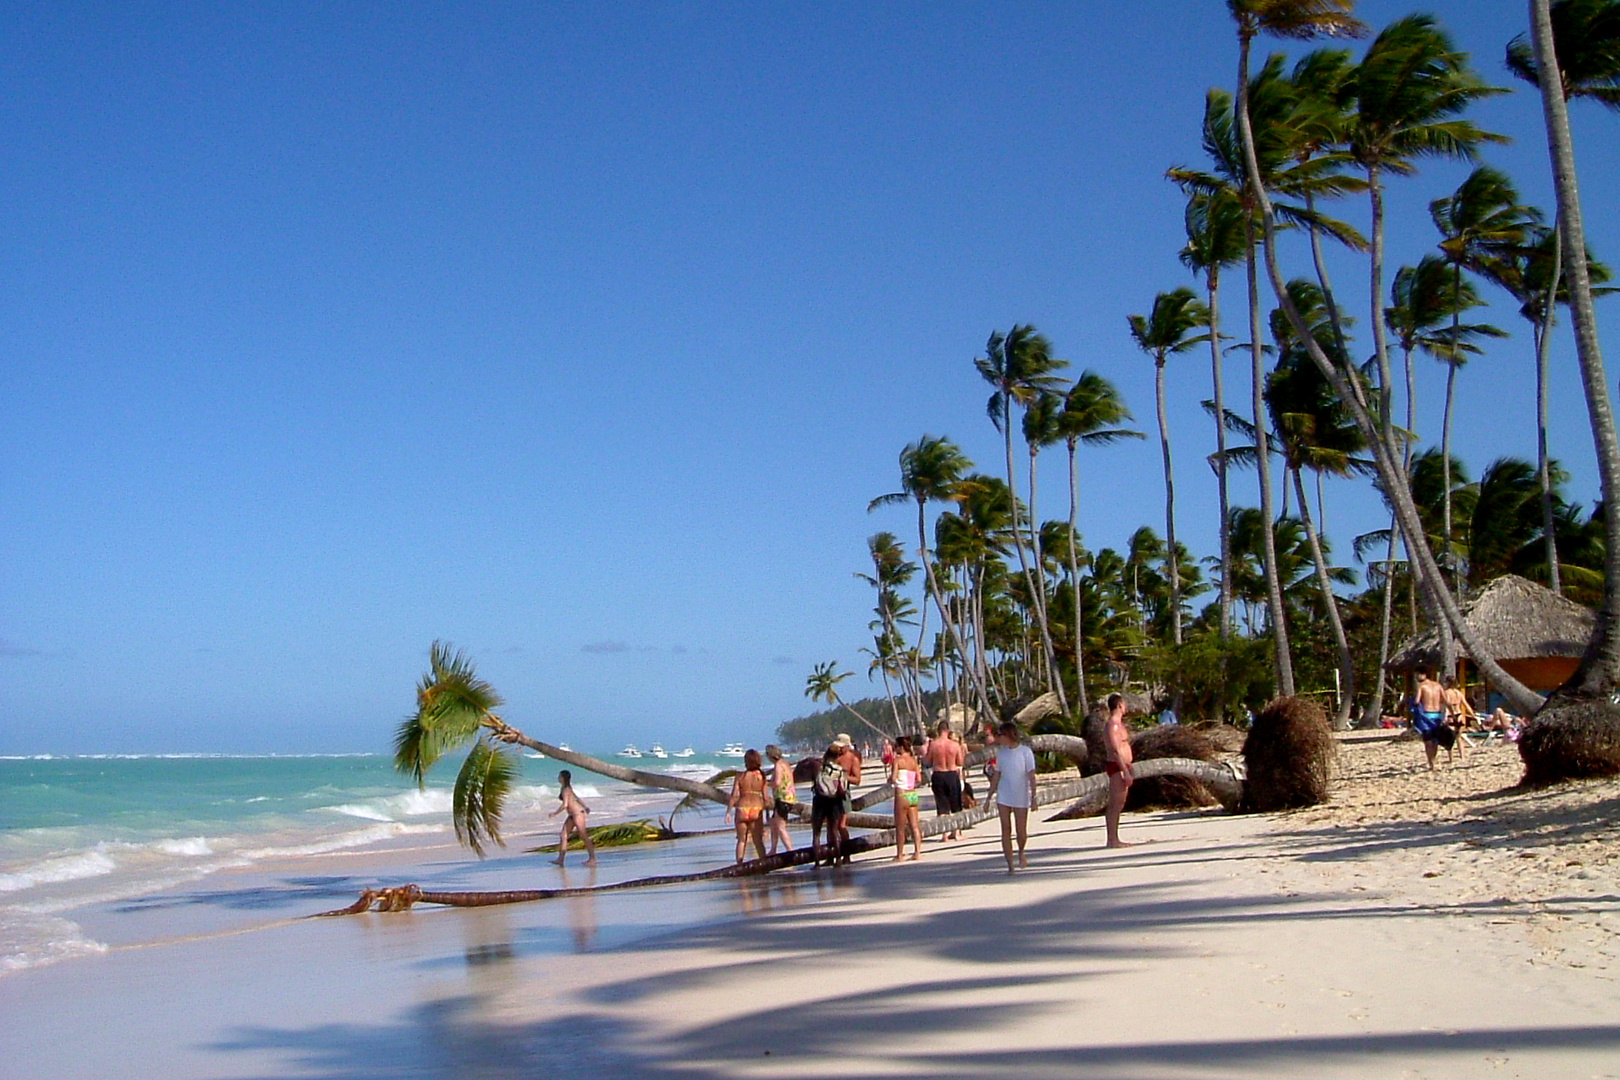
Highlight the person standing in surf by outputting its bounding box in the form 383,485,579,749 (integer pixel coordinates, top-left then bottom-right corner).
549,770,597,867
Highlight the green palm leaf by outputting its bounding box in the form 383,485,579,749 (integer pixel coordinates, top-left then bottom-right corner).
452,739,516,858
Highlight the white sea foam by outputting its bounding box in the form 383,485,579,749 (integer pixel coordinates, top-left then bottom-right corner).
0,909,109,974
154,837,213,857
325,788,453,822
239,822,444,861
0,850,118,894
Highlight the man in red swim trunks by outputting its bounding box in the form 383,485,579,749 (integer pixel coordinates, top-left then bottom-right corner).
1103,693,1135,848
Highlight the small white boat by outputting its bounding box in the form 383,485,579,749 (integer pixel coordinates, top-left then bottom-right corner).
558,743,572,752
618,744,643,759
525,751,546,760
717,743,746,758
672,746,695,758
649,743,668,758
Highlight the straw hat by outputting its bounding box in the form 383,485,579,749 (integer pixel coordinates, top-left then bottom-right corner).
832,733,854,749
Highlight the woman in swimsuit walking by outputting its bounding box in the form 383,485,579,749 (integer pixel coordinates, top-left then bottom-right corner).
890,735,924,862
726,748,769,864
549,770,597,866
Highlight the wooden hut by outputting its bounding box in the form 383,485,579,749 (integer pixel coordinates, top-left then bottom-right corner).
1386,574,1596,692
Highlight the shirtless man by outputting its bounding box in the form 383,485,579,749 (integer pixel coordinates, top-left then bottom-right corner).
833,733,862,861
1411,668,1454,770
923,721,966,840
1103,693,1135,848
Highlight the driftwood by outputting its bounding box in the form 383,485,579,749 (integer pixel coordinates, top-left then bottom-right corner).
314,754,1241,916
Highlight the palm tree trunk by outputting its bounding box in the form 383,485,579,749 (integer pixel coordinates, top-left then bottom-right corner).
1247,223,1293,689
1208,267,1233,638
1529,0,1620,712
1003,401,1056,700
1366,535,1400,724
1066,440,1090,716
1294,466,1355,728
916,500,992,721
1027,446,1069,713
1443,264,1463,594
1538,223,1564,595
1154,356,1182,645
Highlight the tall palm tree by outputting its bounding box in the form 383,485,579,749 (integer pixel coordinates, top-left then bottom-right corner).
869,436,992,720
858,531,923,730
1489,227,1616,596
1180,187,1248,637
1021,391,1070,714
1053,371,1143,713
1130,287,1210,646
1227,0,1366,699
976,327,1069,702
1518,0,1620,780
1429,165,1532,583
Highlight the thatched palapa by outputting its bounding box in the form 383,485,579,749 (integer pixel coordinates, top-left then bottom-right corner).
1386,574,1596,691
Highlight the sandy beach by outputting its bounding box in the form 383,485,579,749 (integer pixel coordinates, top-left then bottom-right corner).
3,735,1617,1079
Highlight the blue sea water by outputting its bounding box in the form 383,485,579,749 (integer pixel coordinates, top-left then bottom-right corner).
0,751,736,973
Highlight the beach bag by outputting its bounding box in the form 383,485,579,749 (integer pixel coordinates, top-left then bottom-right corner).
813,760,847,798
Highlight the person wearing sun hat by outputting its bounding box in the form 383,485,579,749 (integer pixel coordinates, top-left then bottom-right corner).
832,733,862,862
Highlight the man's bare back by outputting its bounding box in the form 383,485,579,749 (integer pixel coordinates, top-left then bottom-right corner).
924,735,964,771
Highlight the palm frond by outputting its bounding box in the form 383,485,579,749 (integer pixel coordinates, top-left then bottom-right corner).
452,739,516,858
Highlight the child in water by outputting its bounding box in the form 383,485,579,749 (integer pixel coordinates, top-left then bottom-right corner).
549,770,597,866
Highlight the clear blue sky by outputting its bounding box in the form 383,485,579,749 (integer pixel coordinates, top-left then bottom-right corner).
3,1,1615,754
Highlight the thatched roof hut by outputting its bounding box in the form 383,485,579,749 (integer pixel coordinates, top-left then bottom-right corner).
1386,574,1595,691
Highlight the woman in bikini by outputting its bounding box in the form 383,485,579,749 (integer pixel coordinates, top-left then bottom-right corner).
890,735,923,862
726,748,769,864
549,770,597,866
765,744,796,855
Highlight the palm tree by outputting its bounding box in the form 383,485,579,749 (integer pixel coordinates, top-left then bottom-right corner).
1518,0,1620,780
858,531,922,730
1021,391,1070,715
395,643,738,857
1053,371,1142,713
804,661,889,741
1227,0,1366,699
1129,287,1210,646
1429,165,1531,584
975,327,1069,702
1180,187,1248,637
1489,227,1616,596
869,436,992,721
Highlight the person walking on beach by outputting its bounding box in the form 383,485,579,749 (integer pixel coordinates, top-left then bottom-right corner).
765,744,796,855
1103,693,1135,849
549,770,597,866
1443,677,1475,759
810,745,848,866
923,720,965,840
889,736,923,862
833,733,862,860
988,722,1037,872
725,749,769,864
1411,668,1456,770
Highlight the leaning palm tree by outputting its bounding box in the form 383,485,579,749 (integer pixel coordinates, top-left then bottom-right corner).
975,327,1069,702
1054,371,1142,714
805,661,889,740
1516,0,1620,782
395,643,735,857
1129,287,1210,646
1021,391,1070,715
1429,165,1531,584
1179,187,1247,637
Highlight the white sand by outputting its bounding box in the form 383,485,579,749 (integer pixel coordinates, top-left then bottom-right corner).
3,738,1617,1079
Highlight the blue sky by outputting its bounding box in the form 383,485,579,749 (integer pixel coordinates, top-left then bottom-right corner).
3,1,1615,754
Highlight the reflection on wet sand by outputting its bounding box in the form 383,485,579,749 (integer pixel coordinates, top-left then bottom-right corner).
559,865,599,951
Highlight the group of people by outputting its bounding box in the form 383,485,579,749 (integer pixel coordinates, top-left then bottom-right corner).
1406,667,1523,769
720,691,1141,872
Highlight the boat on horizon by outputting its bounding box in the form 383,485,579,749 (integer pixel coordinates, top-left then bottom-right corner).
618,744,643,759
717,743,745,758
672,746,695,758
649,743,668,758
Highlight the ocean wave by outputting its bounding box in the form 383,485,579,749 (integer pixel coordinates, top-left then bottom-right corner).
154,837,213,857
0,850,118,893
239,822,444,860
324,788,453,822
0,910,109,975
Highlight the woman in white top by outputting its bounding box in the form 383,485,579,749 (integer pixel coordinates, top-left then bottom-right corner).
989,721,1038,872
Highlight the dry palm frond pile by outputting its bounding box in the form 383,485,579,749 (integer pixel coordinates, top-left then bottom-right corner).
1519,698,1620,786
1238,696,1336,812
1126,724,1239,810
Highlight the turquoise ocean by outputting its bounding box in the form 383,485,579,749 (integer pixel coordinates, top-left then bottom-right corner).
0,750,739,974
